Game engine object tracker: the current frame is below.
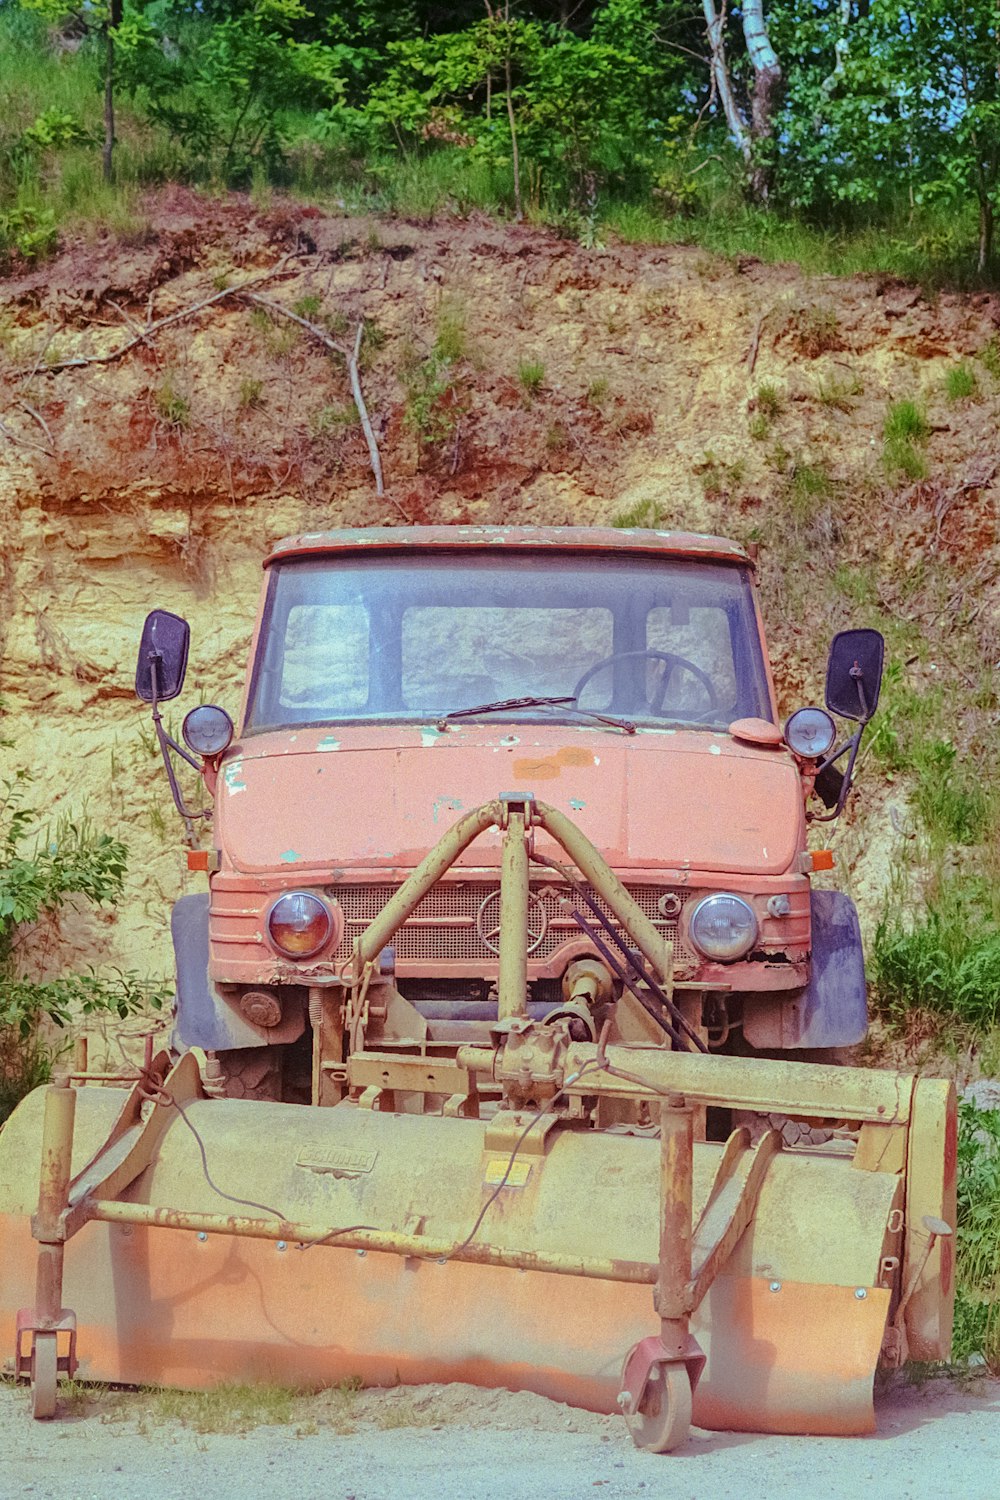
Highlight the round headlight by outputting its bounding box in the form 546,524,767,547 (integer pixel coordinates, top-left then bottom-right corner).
182,704,234,757
266,892,333,959
784,706,836,760
689,893,758,962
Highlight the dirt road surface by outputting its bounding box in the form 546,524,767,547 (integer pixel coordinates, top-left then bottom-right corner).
1,1374,997,1500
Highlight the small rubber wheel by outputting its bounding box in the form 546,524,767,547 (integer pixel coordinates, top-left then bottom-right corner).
30,1333,58,1421
625,1362,692,1453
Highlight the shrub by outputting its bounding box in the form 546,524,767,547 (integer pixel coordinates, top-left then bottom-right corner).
0,769,159,1123
954,1100,1000,1370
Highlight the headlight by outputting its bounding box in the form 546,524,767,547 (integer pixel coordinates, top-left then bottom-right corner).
784,706,836,759
182,704,234,756
689,893,758,962
266,892,333,959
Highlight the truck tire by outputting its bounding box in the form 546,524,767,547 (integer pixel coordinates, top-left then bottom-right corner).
215,1046,284,1101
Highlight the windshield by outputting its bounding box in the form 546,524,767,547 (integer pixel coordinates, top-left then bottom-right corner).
244,551,772,733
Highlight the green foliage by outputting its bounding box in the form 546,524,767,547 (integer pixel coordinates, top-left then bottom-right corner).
872,894,1000,1031
884,398,930,444
402,318,468,459
0,767,159,1122
4,3,1000,278
815,371,863,410
954,1100,1000,1369
753,381,784,421
612,499,665,529
517,357,545,396
0,774,127,965
944,361,978,401
883,399,931,479
979,338,1000,379
0,202,57,265
238,376,264,410
154,375,191,429
697,450,746,501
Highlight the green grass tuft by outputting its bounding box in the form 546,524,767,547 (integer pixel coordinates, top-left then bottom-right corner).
884,399,931,444
944,362,978,401
517,358,545,396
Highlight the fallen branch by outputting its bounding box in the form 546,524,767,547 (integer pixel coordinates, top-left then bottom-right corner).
745,311,768,376
19,401,54,451
238,291,404,513
11,260,295,378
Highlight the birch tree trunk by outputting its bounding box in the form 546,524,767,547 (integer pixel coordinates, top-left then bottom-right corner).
741,0,783,201
701,0,750,162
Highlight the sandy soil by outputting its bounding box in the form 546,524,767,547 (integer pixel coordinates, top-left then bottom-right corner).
1,1374,998,1500
3,190,1000,988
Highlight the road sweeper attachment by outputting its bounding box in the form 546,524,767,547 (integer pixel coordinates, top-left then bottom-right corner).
0,797,955,1448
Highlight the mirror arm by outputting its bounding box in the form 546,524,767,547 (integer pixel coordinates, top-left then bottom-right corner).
809,724,866,823
147,651,209,843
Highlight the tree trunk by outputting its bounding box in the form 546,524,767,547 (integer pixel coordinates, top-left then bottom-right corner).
505,53,522,221
741,0,783,202
978,196,994,275
102,0,123,185
701,0,750,162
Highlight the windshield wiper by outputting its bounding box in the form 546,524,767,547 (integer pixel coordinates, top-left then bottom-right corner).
437,696,635,734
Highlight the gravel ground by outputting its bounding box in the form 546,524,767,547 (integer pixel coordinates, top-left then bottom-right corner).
1,1374,998,1500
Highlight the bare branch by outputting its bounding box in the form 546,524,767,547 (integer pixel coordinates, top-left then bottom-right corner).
12,260,295,378
238,294,399,510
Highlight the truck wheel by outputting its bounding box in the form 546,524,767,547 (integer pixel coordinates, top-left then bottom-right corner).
215,1046,283,1101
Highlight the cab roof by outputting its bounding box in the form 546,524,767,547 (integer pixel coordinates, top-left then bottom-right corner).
265,526,753,569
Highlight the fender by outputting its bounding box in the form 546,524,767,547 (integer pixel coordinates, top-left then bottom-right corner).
743,889,868,1050
171,893,306,1051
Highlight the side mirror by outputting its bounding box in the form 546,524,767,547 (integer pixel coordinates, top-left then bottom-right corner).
135,610,190,703
825,629,884,723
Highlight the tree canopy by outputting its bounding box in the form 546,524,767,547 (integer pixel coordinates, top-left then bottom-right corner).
3,1,1000,272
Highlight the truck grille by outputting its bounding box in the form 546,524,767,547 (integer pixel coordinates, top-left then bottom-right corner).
329,882,695,968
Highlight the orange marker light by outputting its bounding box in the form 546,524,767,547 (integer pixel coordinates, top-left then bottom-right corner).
187,850,221,872
811,849,835,871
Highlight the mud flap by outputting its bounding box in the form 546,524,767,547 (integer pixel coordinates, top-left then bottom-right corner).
171,894,304,1051
744,889,868,1050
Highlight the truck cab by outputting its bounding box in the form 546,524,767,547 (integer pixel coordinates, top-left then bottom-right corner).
135,526,883,1102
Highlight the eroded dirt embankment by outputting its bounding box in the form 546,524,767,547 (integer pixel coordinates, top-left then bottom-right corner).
2,186,999,984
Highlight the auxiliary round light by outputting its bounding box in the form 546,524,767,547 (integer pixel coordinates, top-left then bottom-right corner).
784,706,836,760
182,704,234,757
688,893,758,963
266,892,333,959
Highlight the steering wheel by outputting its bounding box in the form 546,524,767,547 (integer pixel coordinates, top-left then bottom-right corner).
572,650,719,719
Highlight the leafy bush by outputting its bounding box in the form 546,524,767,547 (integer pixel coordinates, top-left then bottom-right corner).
954,1099,1000,1369
0,768,158,1123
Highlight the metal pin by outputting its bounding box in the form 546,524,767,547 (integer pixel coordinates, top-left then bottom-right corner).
769,1281,781,1293
277,1241,287,1252
356,1248,366,1257
855,1288,867,1300
197,1231,208,1243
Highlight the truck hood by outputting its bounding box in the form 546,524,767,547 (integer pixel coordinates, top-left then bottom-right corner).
215,724,803,878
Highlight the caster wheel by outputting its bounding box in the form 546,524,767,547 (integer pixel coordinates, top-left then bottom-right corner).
624,1361,692,1452
30,1332,58,1420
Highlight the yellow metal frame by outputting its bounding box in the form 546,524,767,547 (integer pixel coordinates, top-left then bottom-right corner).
13,795,955,1445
